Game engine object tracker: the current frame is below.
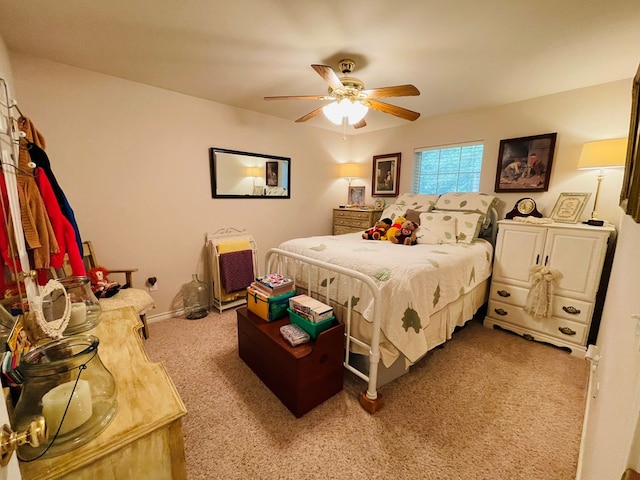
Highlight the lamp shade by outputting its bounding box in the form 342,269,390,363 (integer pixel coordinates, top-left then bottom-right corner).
323,99,368,125
339,163,361,179
577,138,627,170
246,167,262,177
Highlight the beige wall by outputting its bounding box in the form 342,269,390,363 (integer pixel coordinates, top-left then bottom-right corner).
10,53,351,316
3,39,640,480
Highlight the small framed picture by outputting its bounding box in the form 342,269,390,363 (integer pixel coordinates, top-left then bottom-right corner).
549,192,591,223
372,152,401,197
266,161,279,187
348,186,365,206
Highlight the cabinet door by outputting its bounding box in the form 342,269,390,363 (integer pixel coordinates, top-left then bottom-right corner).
493,224,546,287
543,228,608,300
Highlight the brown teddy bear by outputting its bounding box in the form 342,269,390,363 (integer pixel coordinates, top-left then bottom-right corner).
390,220,418,245
362,218,392,240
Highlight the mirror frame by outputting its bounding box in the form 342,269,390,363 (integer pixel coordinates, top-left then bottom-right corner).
209,147,291,199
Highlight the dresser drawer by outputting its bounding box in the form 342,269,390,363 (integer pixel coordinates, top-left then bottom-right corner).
334,217,372,228
333,209,371,221
487,299,588,345
490,282,592,324
334,225,362,235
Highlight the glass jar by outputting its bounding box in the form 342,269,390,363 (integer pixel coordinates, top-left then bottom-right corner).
183,274,210,320
53,276,102,335
11,334,118,460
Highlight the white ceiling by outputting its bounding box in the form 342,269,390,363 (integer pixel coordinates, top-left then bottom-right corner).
1,0,639,134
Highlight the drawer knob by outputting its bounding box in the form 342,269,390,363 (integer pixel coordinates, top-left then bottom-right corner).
558,326,576,336
562,306,581,315
497,290,511,297
494,308,508,316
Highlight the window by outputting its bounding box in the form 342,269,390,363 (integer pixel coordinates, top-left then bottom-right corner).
412,142,484,194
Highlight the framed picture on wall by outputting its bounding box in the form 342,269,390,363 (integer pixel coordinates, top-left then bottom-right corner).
266,161,279,186
549,192,591,223
494,132,557,193
348,186,365,206
372,152,401,197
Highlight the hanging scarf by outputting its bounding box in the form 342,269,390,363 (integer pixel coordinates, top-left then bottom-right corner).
524,265,563,319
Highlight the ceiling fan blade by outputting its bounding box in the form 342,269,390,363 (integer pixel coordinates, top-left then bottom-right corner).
353,118,367,129
362,84,420,98
264,94,329,101
366,99,421,121
311,64,344,91
295,107,325,123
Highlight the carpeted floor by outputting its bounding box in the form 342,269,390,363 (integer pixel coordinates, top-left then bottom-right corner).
144,310,588,480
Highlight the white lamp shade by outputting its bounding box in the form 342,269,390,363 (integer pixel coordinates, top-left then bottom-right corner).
339,163,361,179
577,138,627,170
323,99,368,125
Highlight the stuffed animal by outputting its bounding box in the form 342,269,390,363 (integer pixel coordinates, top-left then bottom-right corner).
362,218,392,240
385,216,406,242
88,266,121,298
390,220,418,245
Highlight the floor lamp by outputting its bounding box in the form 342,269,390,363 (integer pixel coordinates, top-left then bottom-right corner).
577,138,627,226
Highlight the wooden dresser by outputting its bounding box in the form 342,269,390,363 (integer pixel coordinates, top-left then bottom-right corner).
484,220,615,355
18,307,187,480
333,208,383,235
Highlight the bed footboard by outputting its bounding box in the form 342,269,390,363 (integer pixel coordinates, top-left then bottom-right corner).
265,248,385,412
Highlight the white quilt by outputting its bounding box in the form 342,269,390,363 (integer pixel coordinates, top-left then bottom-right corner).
277,233,493,366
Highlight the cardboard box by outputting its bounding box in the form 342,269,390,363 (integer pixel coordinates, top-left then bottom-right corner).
288,294,334,322
246,286,296,322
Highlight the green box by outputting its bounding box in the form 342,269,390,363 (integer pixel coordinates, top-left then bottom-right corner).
287,308,335,339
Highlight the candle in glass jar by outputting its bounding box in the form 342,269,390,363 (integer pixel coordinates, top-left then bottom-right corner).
42,379,92,435
69,302,87,327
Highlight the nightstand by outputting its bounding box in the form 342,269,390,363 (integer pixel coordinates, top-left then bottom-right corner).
333,208,383,235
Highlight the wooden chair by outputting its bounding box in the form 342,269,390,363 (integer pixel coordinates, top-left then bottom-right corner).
56,241,154,338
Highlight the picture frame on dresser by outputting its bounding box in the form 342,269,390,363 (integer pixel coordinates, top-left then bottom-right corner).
494,132,557,193
549,192,591,223
372,153,401,197
348,186,365,206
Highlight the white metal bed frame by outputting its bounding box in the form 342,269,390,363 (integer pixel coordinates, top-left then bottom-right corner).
265,207,498,413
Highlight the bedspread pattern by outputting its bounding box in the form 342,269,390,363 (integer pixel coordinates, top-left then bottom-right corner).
278,233,493,366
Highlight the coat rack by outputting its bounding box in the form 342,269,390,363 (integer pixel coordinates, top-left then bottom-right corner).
0,77,38,311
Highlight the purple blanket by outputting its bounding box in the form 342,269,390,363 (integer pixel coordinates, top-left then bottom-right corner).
219,250,254,293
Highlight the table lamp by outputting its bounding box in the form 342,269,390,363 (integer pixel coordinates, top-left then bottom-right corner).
577,138,627,226
339,163,361,206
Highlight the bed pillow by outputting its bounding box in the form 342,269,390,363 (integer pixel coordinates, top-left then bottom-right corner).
404,209,423,226
434,192,498,230
416,213,457,244
420,211,483,244
395,193,440,212
380,203,407,221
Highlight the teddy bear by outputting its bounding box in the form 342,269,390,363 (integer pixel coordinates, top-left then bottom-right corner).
385,216,406,241
362,218,392,240
390,220,418,245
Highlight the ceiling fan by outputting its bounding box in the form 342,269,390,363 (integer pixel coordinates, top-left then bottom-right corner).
264,58,421,129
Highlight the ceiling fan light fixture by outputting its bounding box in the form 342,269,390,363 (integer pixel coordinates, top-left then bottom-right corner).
322,99,367,125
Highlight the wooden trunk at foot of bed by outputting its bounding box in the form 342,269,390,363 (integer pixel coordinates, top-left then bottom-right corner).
236,307,345,418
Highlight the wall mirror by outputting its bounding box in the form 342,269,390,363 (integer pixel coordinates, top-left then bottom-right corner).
209,147,291,198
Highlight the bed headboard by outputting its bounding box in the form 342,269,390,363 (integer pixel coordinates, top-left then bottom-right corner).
479,207,499,246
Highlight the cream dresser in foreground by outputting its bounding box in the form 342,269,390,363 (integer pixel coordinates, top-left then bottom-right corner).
484,220,615,355
19,307,187,480
332,208,383,235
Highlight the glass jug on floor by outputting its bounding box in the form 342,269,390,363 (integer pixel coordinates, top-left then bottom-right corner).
183,274,210,320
